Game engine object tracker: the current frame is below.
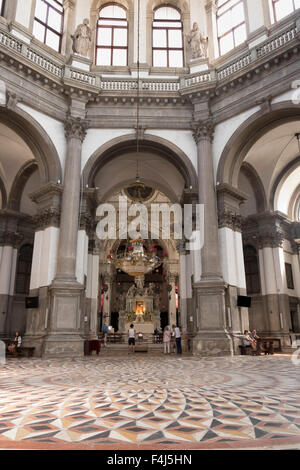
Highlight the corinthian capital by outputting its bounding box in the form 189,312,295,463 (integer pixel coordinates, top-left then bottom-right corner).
64,116,88,142
192,119,215,144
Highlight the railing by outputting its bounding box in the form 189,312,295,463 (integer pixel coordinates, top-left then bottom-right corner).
0,20,298,92
0,30,22,53
184,71,212,87
217,53,252,80
100,79,138,91
257,25,297,58
69,68,96,86
26,48,63,78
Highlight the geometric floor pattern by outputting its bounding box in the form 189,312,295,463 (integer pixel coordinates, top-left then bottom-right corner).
1,353,300,449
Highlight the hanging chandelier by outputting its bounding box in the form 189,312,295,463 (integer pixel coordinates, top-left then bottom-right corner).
107,238,164,292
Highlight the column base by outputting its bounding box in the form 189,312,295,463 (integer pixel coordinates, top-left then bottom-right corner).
43,334,84,358
192,278,233,356
42,281,85,358
192,332,232,357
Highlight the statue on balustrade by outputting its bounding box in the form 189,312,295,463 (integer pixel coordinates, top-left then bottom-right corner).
186,22,208,59
72,19,92,57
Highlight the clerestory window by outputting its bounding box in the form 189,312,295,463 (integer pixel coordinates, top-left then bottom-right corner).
152,6,184,68
33,0,64,53
270,0,300,23
96,4,128,67
217,0,247,56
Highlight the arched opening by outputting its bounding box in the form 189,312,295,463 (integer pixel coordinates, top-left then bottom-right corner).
84,137,195,338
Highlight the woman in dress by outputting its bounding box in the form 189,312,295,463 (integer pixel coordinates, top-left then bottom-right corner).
163,326,171,354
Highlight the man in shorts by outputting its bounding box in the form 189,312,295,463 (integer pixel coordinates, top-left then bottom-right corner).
128,324,135,353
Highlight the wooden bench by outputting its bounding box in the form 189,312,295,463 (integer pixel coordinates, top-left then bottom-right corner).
6,345,35,358
18,347,35,358
239,345,253,355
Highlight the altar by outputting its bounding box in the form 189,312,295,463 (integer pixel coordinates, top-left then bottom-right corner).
118,283,161,334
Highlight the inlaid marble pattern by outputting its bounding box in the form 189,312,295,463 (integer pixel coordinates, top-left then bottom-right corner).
0,354,300,449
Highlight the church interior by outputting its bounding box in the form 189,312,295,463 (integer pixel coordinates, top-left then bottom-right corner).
0,0,300,451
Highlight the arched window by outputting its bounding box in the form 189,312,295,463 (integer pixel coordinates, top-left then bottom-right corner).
270,0,300,23
33,0,64,52
96,4,128,66
15,245,33,295
0,0,5,17
244,245,261,295
217,0,247,56
152,6,183,68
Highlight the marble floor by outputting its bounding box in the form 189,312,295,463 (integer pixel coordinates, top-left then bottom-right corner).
0,352,300,450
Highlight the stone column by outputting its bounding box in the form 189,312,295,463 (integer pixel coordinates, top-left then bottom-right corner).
0,231,21,334
217,183,249,352
22,183,62,356
62,0,76,57
167,272,177,327
102,270,114,326
44,117,87,357
177,241,188,330
205,0,218,60
192,119,231,356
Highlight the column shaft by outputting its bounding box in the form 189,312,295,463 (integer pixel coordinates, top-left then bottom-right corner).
55,118,86,283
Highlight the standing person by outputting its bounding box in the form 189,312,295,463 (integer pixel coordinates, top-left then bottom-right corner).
128,324,135,354
173,324,182,355
102,322,109,347
163,326,171,354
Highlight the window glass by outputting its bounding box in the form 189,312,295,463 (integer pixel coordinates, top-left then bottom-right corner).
96,4,128,66
152,6,183,68
33,0,64,52
217,0,246,56
271,0,300,22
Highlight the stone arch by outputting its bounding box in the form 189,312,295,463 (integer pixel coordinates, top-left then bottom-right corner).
288,185,300,221
91,0,133,10
239,162,267,213
0,107,62,185
216,102,300,190
8,160,38,212
271,156,300,212
0,176,7,209
82,133,198,192
147,0,189,14
96,178,180,204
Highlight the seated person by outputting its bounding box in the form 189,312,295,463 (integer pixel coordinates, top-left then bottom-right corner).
231,330,257,352
249,329,261,355
8,331,22,354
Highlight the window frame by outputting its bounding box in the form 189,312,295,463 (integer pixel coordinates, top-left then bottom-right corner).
152,5,184,69
15,244,33,296
244,245,261,295
33,0,64,53
271,0,300,23
216,0,247,57
0,0,5,17
285,262,295,290
96,3,129,67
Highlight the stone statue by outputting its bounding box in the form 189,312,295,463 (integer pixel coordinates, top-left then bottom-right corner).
72,19,91,57
127,284,136,298
186,22,208,59
146,283,155,296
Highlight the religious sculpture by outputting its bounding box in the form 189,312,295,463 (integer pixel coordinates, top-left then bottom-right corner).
186,22,208,59
71,19,92,57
